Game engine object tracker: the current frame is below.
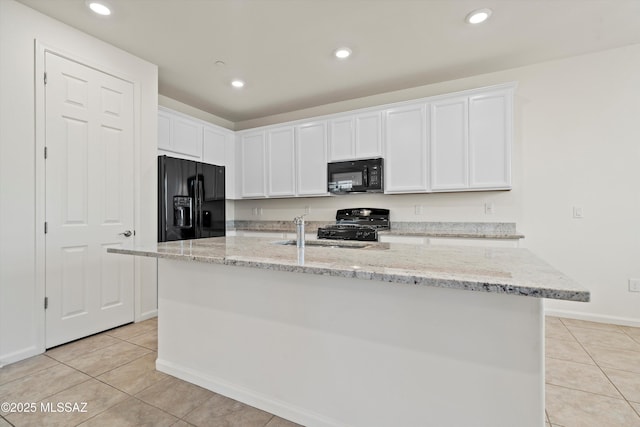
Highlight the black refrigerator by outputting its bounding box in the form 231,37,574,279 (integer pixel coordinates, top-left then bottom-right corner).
158,155,225,242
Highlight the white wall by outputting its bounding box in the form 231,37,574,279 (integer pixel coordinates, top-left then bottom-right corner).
0,0,158,365
233,44,640,326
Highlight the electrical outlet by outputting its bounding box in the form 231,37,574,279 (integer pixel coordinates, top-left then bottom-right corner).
629,279,640,292
258,208,263,216
573,206,584,219
304,206,310,215
252,207,258,216
414,205,423,215
484,203,494,215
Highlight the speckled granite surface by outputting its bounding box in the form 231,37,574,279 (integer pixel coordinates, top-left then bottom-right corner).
229,220,524,239
109,236,587,302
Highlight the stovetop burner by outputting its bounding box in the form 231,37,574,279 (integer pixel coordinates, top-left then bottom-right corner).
317,208,390,241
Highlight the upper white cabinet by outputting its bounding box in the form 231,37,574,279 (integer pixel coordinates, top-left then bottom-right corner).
328,117,354,160
429,88,513,192
240,132,266,198
157,109,202,158
430,97,469,191
296,121,328,196
384,104,428,193
328,112,382,161
160,83,513,200
469,89,512,190
267,127,296,197
355,112,383,159
203,125,236,199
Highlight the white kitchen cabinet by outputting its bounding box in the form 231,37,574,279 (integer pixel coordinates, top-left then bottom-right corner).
267,127,296,197
378,234,519,247
203,125,236,199
158,110,172,152
355,112,383,159
328,112,382,161
328,117,354,161
384,104,428,193
378,235,428,245
429,237,519,248
469,89,512,190
240,132,267,198
429,88,513,192
157,108,203,159
430,97,469,191
296,121,328,196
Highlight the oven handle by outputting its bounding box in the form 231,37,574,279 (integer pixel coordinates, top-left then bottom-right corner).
363,165,368,188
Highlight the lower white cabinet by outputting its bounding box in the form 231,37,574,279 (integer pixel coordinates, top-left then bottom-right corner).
378,235,428,245
379,234,519,248
296,121,328,196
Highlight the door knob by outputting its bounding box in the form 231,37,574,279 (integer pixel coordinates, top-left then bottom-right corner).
119,230,133,237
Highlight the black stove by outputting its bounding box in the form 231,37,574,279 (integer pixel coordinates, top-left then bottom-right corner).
317,208,390,242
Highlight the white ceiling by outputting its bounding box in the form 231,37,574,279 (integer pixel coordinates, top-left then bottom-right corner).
16,0,640,123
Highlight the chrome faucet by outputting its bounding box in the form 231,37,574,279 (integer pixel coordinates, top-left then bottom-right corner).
293,214,306,248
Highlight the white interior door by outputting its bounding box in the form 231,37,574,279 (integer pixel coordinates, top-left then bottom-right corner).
45,52,135,348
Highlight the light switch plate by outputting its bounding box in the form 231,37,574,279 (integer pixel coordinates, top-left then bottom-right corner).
573,206,584,219
629,279,640,292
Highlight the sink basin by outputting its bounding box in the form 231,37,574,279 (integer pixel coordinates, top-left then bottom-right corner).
272,240,371,249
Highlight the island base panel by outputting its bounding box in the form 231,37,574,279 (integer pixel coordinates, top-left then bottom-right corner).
157,258,544,427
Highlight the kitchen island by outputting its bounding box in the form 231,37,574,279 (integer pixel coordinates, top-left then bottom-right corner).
109,236,588,427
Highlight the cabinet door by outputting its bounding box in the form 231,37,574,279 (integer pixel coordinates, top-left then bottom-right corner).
158,110,172,151
328,117,355,161
203,126,227,166
204,126,236,199
240,132,266,198
384,104,428,193
469,90,512,189
430,97,469,191
296,122,328,196
172,116,203,158
225,136,237,199
267,127,296,197
355,112,382,158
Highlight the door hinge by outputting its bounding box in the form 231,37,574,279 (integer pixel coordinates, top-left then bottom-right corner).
44,72,47,85
44,146,48,159
44,297,48,310
44,222,48,234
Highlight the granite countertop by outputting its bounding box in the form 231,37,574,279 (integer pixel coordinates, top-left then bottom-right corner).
109,236,588,302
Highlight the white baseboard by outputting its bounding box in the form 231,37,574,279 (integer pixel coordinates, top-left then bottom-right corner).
545,309,640,328
0,345,42,368
156,358,343,427
136,309,158,322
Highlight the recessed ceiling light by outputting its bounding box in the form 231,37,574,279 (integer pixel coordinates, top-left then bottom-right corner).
231,79,245,88
466,8,492,24
334,47,352,59
86,1,111,16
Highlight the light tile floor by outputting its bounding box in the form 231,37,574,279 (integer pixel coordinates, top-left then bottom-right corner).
545,316,640,427
2,316,640,426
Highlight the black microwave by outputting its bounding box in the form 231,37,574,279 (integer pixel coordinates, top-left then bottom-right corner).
327,158,384,194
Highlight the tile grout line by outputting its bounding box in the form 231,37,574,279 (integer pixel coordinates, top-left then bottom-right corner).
558,317,640,420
